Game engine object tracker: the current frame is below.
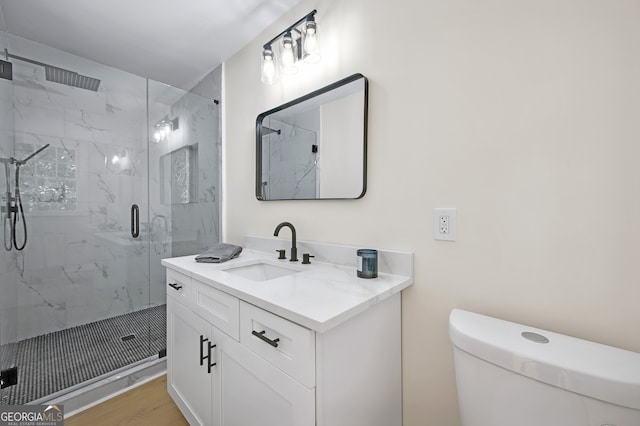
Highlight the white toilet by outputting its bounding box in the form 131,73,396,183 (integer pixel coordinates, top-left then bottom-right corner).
449,309,640,426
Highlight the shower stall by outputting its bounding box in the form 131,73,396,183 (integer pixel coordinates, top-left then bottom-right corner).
260,117,318,199
0,32,220,405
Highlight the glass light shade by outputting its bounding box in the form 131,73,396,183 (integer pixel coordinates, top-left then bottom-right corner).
280,33,298,75
303,20,321,64
261,47,277,84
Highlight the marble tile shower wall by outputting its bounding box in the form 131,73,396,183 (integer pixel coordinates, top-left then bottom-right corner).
262,119,317,199
0,36,220,344
2,56,160,342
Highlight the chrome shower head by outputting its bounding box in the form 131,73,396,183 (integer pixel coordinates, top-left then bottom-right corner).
45,65,101,91
6,51,101,92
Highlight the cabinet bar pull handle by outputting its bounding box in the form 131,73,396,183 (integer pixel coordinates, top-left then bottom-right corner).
207,342,217,373
200,335,217,373
200,335,209,367
252,330,280,348
168,282,183,291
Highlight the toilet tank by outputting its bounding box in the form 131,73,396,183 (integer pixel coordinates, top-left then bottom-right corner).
449,309,640,426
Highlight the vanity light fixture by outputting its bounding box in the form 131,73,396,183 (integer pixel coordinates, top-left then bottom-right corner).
153,117,179,143
261,46,276,84
260,10,320,84
280,31,297,75
302,15,320,64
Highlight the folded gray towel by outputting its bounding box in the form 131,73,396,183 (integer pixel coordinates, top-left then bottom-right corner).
195,243,243,263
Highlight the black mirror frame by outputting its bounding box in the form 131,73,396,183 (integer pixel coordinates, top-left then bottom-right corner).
256,73,368,201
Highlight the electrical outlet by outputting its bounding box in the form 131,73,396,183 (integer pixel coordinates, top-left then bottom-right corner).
434,208,456,241
439,215,449,234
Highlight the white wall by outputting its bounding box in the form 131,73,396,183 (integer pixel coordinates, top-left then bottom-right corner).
320,91,364,198
224,0,640,424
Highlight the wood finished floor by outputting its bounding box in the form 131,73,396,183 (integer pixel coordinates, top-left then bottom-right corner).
65,375,188,426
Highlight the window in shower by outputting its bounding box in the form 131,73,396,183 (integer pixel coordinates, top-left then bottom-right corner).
15,142,77,212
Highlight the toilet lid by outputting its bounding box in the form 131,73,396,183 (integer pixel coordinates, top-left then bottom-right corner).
449,309,640,410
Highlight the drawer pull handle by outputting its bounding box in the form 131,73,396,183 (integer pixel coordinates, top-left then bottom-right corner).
199,335,217,373
252,330,280,348
168,282,183,291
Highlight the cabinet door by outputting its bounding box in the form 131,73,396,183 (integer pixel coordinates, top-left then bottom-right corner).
213,327,315,426
167,297,220,426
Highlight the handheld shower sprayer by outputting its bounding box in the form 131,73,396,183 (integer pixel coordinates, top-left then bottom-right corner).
2,157,13,251
2,143,50,251
17,143,50,165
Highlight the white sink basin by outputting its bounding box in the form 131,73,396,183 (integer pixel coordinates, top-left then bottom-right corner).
222,261,300,281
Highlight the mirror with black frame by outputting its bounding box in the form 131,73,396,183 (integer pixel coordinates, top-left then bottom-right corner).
256,73,368,200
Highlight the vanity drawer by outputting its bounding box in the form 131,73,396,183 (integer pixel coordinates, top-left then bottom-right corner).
240,301,315,388
166,269,191,301
192,279,240,340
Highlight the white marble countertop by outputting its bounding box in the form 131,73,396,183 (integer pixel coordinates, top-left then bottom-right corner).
161,245,413,333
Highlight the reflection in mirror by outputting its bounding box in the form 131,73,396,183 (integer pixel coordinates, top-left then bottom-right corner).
256,73,368,200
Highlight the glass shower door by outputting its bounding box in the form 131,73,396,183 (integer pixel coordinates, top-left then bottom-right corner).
0,33,156,404
148,79,220,261
0,33,18,402
0,30,220,405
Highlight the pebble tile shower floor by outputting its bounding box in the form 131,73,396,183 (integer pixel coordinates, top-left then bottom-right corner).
0,305,166,405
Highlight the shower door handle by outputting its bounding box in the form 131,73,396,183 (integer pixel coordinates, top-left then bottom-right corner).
131,204,139,238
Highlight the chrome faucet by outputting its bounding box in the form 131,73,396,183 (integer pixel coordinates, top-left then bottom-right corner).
273,221,298,262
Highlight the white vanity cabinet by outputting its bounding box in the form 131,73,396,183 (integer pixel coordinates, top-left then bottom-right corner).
164,246,408,426
167,296,219,426
167,270,314,426
215,318,315,426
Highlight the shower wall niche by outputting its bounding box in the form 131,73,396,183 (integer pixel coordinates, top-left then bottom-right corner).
0,31,220,404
